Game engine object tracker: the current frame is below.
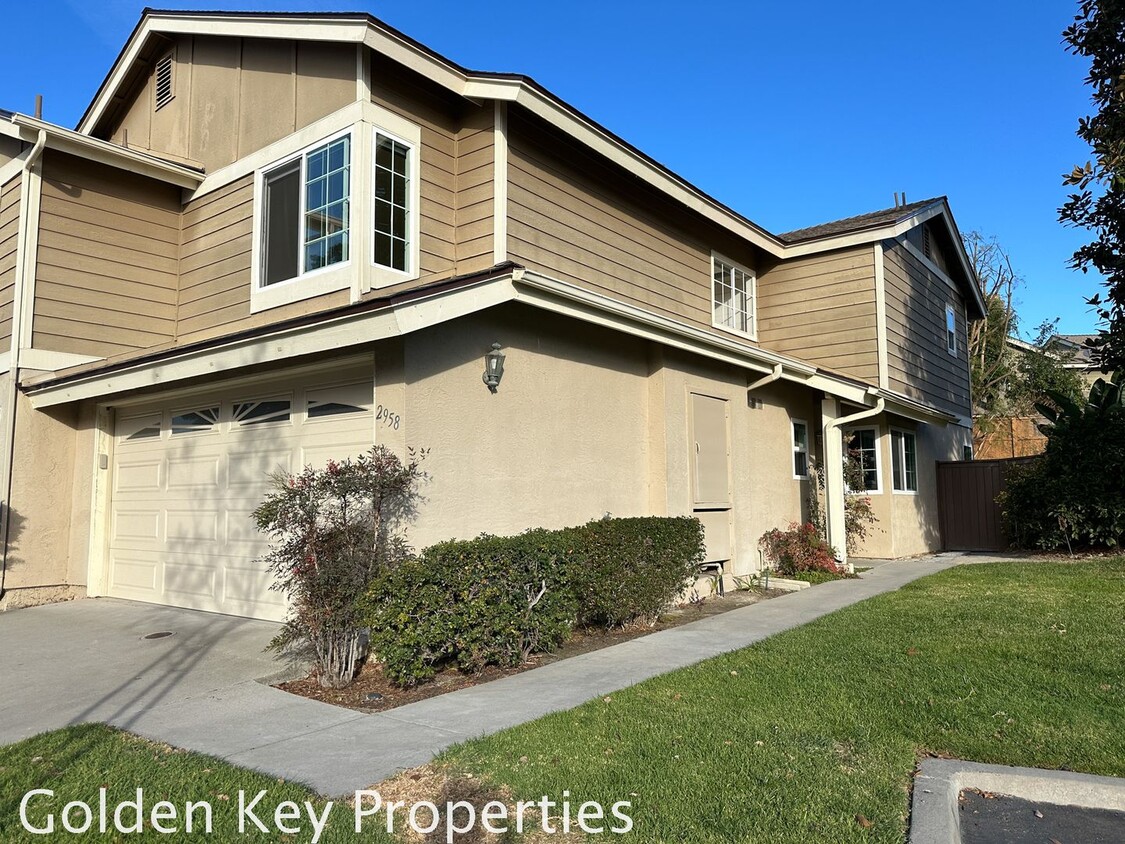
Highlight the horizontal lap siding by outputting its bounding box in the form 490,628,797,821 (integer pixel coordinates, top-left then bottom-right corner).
456,106,494,275
506,110,737,331
176,175,253,342
371,54,461,282
757,247,878,382
0,175,20,345
883,238,971,416
34,152,180,358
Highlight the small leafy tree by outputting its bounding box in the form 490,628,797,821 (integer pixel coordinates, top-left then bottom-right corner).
253,446,426,689
1061,0,1125,372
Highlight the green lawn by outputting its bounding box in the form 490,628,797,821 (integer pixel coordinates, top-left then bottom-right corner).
440,559,1125,843
1,560,1122,843
0,726,397,843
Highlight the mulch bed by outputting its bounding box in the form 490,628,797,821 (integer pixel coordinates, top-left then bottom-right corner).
276,587,785,714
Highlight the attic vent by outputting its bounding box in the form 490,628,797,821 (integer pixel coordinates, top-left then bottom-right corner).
155,54,174,110
922,224,933,260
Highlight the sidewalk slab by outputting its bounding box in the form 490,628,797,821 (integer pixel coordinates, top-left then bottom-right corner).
1,552,981,796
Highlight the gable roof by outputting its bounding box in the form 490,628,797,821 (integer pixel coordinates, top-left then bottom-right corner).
778,198,943,244
75,9,985,316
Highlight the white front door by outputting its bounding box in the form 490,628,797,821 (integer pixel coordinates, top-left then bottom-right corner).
107,372,374,620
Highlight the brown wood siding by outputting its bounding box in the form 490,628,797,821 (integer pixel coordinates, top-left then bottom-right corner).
505,108,759,332
33,152,180,358
175,173,354,346
106,36,357,172
455,105,494,275
0,175,20,346
883,238,971,416
757,247,879,381
370,52,459,282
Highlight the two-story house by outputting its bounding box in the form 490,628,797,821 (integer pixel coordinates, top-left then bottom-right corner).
0,10,984,619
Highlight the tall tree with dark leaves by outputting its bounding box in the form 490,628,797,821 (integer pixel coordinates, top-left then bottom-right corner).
1061,0,1125,372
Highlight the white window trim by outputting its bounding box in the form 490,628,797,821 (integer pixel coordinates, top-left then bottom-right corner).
249,126,356,313
845,425,882,495
890,427,919,494
945,303,958,356
791,417,809,480
369,124,421,288
710,251,758,341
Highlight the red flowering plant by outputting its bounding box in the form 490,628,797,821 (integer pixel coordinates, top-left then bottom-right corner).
253,446,426,688
758,522,844,576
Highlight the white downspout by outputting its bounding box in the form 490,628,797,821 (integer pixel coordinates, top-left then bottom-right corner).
822,395,885,571
0,128,46,599
746,363,783,393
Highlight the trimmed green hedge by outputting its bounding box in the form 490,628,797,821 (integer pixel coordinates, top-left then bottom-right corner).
365,517,705,686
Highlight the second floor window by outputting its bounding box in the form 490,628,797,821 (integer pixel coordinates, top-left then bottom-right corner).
262,133,351,286
374,132,412,273
945,304,957,356
712,255,756,337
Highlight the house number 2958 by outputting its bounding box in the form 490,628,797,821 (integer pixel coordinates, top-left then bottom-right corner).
376,405,400,430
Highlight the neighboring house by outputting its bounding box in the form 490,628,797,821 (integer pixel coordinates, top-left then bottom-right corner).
0,10,984,619
975,334,1106,459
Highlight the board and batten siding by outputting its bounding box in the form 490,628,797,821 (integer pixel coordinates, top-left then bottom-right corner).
505,108,759,333
0,174,20,346
33,151,180,358
757,246,879,382
105,36,357,173
882,238,971,416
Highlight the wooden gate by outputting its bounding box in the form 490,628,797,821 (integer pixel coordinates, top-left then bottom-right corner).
936,457,1038,551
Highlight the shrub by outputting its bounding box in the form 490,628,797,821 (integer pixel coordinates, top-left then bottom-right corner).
253,447,425,689
366,530,577,685
1001,377,1125,550
365,516,706,686
564,516,707,628
759,522,843,576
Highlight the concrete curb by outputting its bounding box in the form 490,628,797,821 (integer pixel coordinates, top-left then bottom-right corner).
910,758,1125,844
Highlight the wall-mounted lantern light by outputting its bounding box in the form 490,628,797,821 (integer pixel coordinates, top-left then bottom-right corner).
482,342,506,393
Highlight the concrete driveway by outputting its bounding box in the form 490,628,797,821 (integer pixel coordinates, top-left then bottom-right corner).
0,554,980,796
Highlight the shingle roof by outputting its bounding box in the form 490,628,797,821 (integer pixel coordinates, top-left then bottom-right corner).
1055,334,1098,363
778,197,945,244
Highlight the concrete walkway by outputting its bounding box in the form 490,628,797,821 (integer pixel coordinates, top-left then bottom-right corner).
0,552,979,796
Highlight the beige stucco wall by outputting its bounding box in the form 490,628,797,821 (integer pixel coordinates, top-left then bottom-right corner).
653,350,823,578
1,386,84,609
396,304,653,549
847,413,970,559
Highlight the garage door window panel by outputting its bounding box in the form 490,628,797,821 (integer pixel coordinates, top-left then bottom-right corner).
306,382,371,421
170,407,220,436
233,399,292,427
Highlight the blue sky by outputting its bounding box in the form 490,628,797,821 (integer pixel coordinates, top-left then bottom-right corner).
0,1,1102,335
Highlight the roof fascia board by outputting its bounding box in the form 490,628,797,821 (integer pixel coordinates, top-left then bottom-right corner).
25,275,515,408
780,203,947,257
509,85,784,257
514,270,817,376
11,115,202,187
77,15,369,134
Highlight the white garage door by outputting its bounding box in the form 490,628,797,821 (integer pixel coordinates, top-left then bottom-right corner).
108,373,375,621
